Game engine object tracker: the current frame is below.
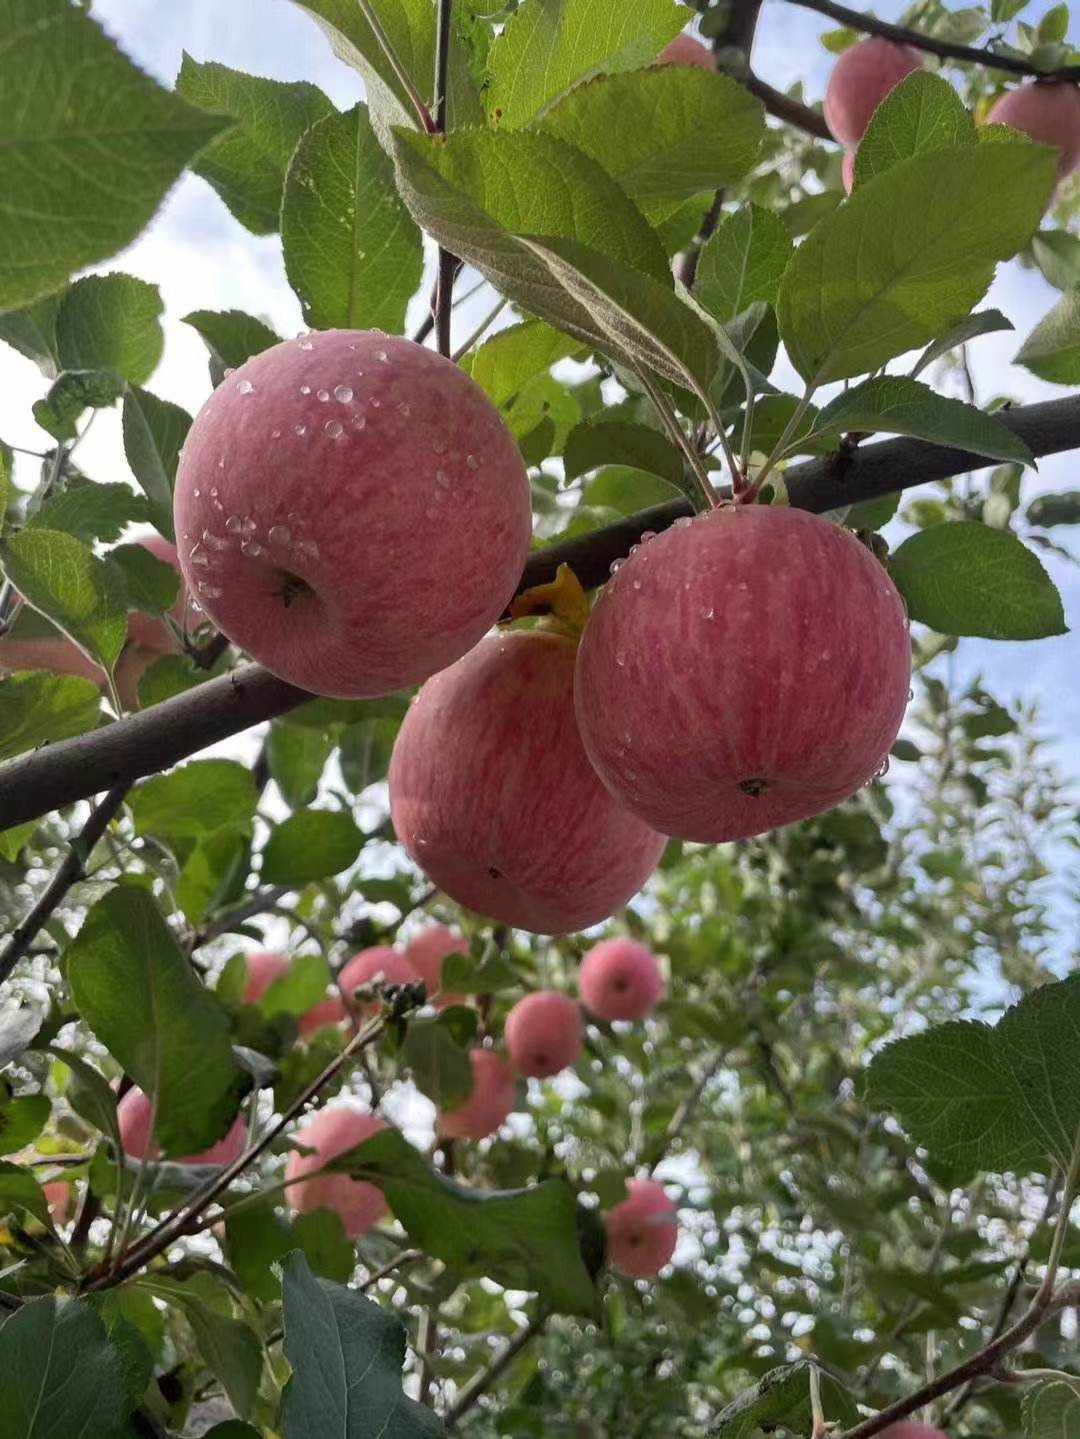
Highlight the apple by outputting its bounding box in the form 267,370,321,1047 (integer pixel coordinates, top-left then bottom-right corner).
574,506,910,842
339,945,420,1008
43,1180,71,1225
242,949,290,1004
297,995,347,1037
578,938,665,1022
604,1177,677,1279
116,1086,246,1166
389,630,666,934
842,148,856,194
987,80,1080,179
172,330,532,699
658,33,713,68
0,633,105,684
436,1047,517,1141
824,37,922,147
285,1106,388,1238
504,991,582,1078
405,923,468,1006
877,1428,949,1439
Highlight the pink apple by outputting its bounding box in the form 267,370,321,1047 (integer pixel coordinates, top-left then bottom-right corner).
242,949,290,1004
405,923,468,1006
504,991,582,1078
436,1048,517,1141
824,37,922,146
574,506,910,842
605,1177,677,1279
338,946,420,1011
297,994,347,1036
842,148,856,194
43,1180,71,1225
878,1427,949,1439
116,1086,246,1166
0,633,105,685
285,1106,388,1238
578,938,665,1022
389,630,666,934
988,80,1080,179
658,33,713,68
172,330,532,698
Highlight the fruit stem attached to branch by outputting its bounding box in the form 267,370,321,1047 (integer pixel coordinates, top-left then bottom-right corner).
633,364,723,507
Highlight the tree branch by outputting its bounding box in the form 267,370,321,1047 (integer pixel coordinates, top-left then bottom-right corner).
746,73,833,139
783,0,1080,78
433,0,457,357
443,1314,544,1430
3,395,1079,831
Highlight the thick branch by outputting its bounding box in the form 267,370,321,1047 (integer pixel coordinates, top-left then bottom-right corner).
2,395,1079,831
784,0,1080,78
746,73,833,139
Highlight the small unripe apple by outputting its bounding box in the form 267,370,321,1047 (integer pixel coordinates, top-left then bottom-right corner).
242,949,290,1004
436,1048,517,1141
405,923,467,1006
658,33,713,68
116,1086,246,1166
285,1106,388,1238
504,991,582,1077
389,630,666,934
824,37,922,146
578,938,665,1022
604,1177,677,1278
987,80,1080,179
173,330,532,698
574,507,910,842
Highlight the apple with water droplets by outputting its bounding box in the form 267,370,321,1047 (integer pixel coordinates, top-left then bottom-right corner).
173,330,532,698
574,506,910,843
389,629,666,933
505,991,582,1077
285,1106,388,1238
824,36,921,146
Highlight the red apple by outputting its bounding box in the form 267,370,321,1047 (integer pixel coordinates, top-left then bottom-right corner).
43,1180,71,1225
173,330,532,698
504,991,582,1078
436,1048,517,1141
338,945,419,1010
604,1177,677,1279
574,506,910,842
297,994,347,1036
824,37,922,147
389,630,666,934
658,33,713,68
242,949,290,1004
987,80,1080,179
285,1106,388,1238
0,634,105,684
405,923,467,1007
116,1086,246,1166
578,938,665,1022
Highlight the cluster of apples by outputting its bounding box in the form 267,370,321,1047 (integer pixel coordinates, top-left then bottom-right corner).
827,35,1080,191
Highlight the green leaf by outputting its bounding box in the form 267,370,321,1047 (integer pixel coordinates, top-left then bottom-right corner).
440,947,517,993
260,808,364,885
1022,1378,1080,1438
282,102,422,335
107,542,181,620
47,1046,120,1150
122,388,192,541
853,70,975,189
711,1362,858,1437
0,821,36,862
176,830,252,926
32,369,126,442
129,759,257,843
0,0,231,310
486,0,687,129
85,1291,155,1414
140,1274,263,1418
331,1127,599,1317
28,482,150,545
0,1092,50,1156
0,1295,129,1438
695,205,793,325
1016,287,1080,384
0,294,63,375
564,420,684,487
467,319,584,410
807,377,1033,465
181,309,282,388
401,1014,474,1108
0,1158,51,1227
581,466,683,513
1028,490,1080,526
888,521,1066,639
910,309,1014,378
268,719,332,808
777,141,1057,385
259,953,334,1019
0,445,9,535
0,528,127,669
136,651,226,709
224,1197,294,1302
846,491,901,530
539,67,763,221
282,1250,445,1438
338,715,399,792
291,1207,356,1283
52,273,164,385
175,55,334,235
66,886,244,1157
867,974,1080,1177
1031,229,1080,291
0,671,102,762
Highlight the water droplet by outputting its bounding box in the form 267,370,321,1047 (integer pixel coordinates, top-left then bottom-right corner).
192,487,202,499
217,457,225,470
197,582,223,599
432,437,446,454
435,469,450,489
609,560,622,575
316,388,329,402
299,384,311,396
632,579,642,591
701,605,715,619
323,419,343,439
236,378,253,395
223,367,235,379
354,416,367,431
225,515,243,534
188,543,209,569
640,530,657,543
615,652,626,668
268,525,291,547
629,544,640,556
334,384,353,403
241,539,264,558
374,348,388,362
907,688,915,702
466,454,479,470
674,516,693,529
271,428,282,439
294,424,307,437
397,401,411,416
300,538,320,559
298,338,314,351
202,529,229,551
370,396,381,409
876,755,891,779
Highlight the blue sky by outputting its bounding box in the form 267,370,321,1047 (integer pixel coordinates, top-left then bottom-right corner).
3,0,1078,788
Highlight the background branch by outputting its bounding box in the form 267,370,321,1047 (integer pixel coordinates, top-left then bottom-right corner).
746,73,833,139
443,1315,544,1430
2,395,1079,832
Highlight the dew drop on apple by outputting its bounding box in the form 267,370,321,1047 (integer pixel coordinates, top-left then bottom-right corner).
294,424,307,437
334,384,353,403
323,419,343,439
268,525,291,548
225,515,242,533
236,379,254,394
241,539,263,558
188,543,209,568
299,384,311,395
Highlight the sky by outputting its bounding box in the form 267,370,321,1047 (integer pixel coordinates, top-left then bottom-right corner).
2,0,1078,791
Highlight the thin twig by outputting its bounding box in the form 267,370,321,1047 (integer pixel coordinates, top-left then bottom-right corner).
451,296,508,363
186,884,293,950
431,0,458,357
355,0,435,131
646,1050,724,1173
443,1315,544,1430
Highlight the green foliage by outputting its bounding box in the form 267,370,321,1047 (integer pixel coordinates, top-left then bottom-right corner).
129,759,257,843
1023,1379,1080,1437
182,309,282,385
563,419,684,487
1016,287,1080,383
140,1273,264,1417
0,1295,130,1437
0,528,127,670
122,388,193,541
853,70,975,188
710,1362,857,1437
694,205,793,323
261,807,364,884
32,369,126,442
0,672,102,762
107,542,181,620
27,483,151,546
401,1012,475,1108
